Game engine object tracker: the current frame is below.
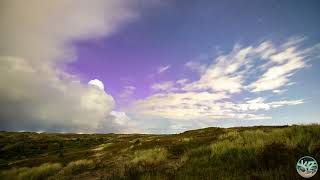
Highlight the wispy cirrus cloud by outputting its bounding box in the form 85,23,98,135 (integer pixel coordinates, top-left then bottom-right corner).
151,81,178,92
248,39,318,92
183,45,254,93
120,85,136,98
185,61,207,74
148,65,172,79
128,91,229,120
157,65,171,74
127,38,319,129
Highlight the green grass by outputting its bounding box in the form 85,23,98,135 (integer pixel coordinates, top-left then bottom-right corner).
0,163,62,180
131,147,168,165
0,125,319,179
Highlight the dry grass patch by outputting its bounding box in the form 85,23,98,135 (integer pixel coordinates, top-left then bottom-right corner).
131,147,168,165
62,159,94,175
0,163,62,180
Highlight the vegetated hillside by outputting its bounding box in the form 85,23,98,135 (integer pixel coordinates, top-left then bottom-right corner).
0,125,319,180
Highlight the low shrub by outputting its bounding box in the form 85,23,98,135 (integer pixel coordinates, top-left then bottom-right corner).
131,147,168,165
56,159,94,177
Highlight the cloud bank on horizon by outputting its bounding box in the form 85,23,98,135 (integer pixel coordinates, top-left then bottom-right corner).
0,0,320,134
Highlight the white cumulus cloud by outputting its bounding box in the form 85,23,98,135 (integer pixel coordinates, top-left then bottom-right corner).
0,0,139,133
88,79,105,91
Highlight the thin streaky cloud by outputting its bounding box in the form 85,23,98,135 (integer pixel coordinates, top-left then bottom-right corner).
157,65,171,74
127,38,319,127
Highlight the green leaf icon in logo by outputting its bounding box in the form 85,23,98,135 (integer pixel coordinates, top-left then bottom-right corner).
296,156,318,178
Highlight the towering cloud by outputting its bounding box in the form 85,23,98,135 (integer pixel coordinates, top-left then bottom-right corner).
88,79,105,91
0,0,137,133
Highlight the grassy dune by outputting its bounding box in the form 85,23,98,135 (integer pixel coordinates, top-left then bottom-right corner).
0,125,319,179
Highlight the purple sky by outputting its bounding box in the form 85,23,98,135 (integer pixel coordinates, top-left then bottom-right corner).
1,0,320,133
71,0,320,123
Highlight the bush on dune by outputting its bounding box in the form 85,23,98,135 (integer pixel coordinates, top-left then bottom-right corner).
131,147,168,165
62,159,94,175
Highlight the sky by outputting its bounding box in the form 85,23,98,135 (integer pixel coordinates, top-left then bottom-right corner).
1,0,320,134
